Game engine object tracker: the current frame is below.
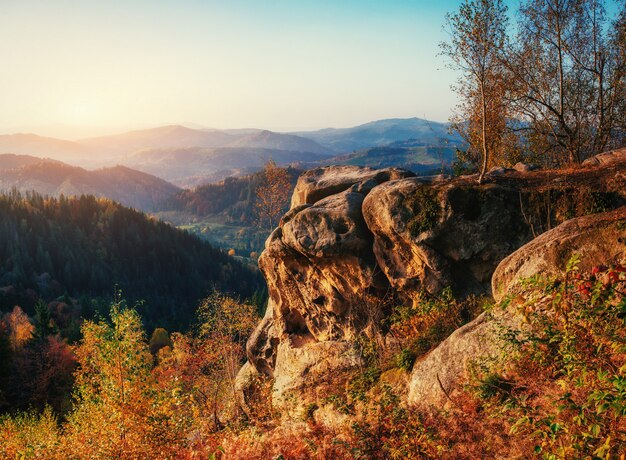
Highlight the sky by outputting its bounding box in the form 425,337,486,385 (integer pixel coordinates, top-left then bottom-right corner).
1,1,473,138
0,0,616,138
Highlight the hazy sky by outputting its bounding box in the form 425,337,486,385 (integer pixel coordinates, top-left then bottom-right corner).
1,0,465,138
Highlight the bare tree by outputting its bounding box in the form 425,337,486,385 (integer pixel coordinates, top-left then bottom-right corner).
506,0,626,165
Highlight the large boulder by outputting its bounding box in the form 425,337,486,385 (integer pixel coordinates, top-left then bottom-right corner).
362,180,533,300
407,310,516,409
492,206,626,301
290,165,414,208
272,337,360,414
408,207,626,409
582,147,626,167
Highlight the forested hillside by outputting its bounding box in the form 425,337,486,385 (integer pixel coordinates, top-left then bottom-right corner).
160,166,301,225
0,191,264,331
0,156,181,211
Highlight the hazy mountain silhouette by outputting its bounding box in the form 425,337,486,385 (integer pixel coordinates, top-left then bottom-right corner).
0,154,179,211
295,117,458,153
0,134,87,163
0,118,464,184
125,146,328,186
79,125,236,156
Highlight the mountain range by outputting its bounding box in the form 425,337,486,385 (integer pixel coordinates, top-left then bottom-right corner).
0,117,462,195
294,117,457,152
0,154,179,211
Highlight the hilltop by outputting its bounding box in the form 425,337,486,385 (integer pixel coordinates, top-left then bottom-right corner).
0,154,180,211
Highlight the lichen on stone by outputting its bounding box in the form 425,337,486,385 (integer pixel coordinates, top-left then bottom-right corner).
405,186,441,237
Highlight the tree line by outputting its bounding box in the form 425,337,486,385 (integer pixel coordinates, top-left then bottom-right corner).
0,190,265,332
160,164,298,227
443,0,626,182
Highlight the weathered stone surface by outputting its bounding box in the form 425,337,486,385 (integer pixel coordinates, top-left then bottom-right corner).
492,206,626,301
290,165,414,208
272,337,360,414
233,361,260,418
250,187,392,387
409,207,626,409
259,189,387,341
582,147,626,167
362,178,452,296
246,298,280,376
363,180,533,299
243,158,626,415
407,311,514,409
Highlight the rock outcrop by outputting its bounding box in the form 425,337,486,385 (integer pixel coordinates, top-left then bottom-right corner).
493,206,626,301
581,147,626,167
362,180,534,300
290,165,415,208
241,155,626,413
408,206,626,408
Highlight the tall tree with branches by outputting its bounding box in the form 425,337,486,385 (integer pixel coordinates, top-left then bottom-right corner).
442,0,511,183
506,0,625,164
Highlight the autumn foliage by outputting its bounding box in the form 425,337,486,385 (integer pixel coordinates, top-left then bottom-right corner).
1,261,624,458
255,160,292,230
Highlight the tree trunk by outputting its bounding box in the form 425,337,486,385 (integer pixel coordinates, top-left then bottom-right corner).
478,79,489,184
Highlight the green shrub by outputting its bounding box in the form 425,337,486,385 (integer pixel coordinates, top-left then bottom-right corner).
396,348,417,372
406,186,441,237
491,257,626,458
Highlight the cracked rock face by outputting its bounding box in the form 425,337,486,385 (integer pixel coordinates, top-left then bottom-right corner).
362,180,532,301
252,187,391,378
242,157,626,411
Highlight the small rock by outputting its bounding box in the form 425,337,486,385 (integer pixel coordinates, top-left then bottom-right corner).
513,162,538,172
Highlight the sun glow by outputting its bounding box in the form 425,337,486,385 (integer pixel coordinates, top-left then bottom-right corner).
0,0,457,137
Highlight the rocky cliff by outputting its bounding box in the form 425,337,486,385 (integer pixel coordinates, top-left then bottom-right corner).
239,153,626,415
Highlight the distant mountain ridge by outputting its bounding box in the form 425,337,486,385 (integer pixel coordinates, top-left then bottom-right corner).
0,124,332,162
0,154,179,211
79,125,236,155
125,146,328,186
226,130,333,155
0,118,464,185
294,117,459,153
0,133,88,163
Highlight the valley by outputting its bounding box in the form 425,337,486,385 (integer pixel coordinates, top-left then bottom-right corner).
0,118,460,252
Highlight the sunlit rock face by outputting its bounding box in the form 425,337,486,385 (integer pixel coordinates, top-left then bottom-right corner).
241,153,626,413
289,165,415,209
